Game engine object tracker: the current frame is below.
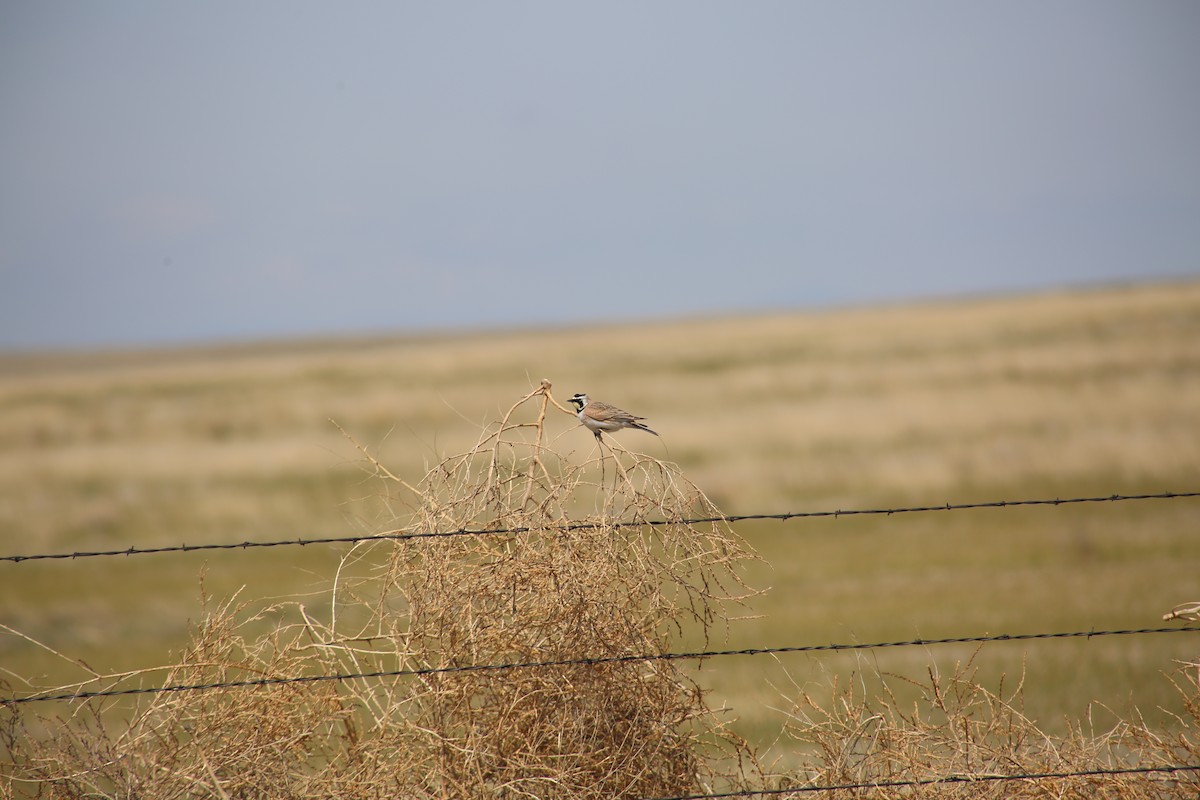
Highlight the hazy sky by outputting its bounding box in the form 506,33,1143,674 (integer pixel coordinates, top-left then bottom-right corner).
3,3,1198,350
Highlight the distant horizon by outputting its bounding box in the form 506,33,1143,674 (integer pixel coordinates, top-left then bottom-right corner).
3,274,1192,360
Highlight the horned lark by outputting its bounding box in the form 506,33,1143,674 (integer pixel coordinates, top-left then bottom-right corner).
568,393,658,442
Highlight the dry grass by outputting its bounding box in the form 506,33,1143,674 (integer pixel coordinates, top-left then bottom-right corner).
3,381,1199,798
1,280,1199,796
775,653,1200,798
2,383,762,798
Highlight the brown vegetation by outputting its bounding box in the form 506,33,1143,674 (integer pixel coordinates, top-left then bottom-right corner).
778,653,1200,798
2,383,761,798
2,282,1199,797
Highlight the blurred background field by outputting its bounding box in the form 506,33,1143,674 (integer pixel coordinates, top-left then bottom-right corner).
2,280,1199,765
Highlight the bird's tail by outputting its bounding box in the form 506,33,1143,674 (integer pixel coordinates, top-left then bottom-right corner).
632,421,659,436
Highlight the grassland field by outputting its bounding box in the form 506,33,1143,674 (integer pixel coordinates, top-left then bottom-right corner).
2,280,1199,768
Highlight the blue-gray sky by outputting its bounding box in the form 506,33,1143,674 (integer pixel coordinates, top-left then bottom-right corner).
3,3,1198,350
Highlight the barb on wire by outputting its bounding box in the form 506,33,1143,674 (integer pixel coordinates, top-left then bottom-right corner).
2,491,1197,564
640,764,1200,799
4,626,1197,707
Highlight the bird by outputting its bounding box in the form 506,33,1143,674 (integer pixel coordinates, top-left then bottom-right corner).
568,393,658,442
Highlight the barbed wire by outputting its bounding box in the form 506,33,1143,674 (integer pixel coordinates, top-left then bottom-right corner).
642,764,1200,799
5,625,1196,707
3,490,1197,564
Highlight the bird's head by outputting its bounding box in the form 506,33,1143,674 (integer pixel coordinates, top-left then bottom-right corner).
568,393,588,411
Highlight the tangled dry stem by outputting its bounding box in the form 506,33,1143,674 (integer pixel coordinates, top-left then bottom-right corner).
2,381,761,799
778,651,1200,799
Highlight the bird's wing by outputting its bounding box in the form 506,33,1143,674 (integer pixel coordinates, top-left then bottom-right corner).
587,401,642,423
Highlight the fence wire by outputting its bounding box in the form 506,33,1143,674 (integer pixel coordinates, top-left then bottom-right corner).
3,490,1197,564
5,493,1198,793
642,764,1200,799
5,625,1196,707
